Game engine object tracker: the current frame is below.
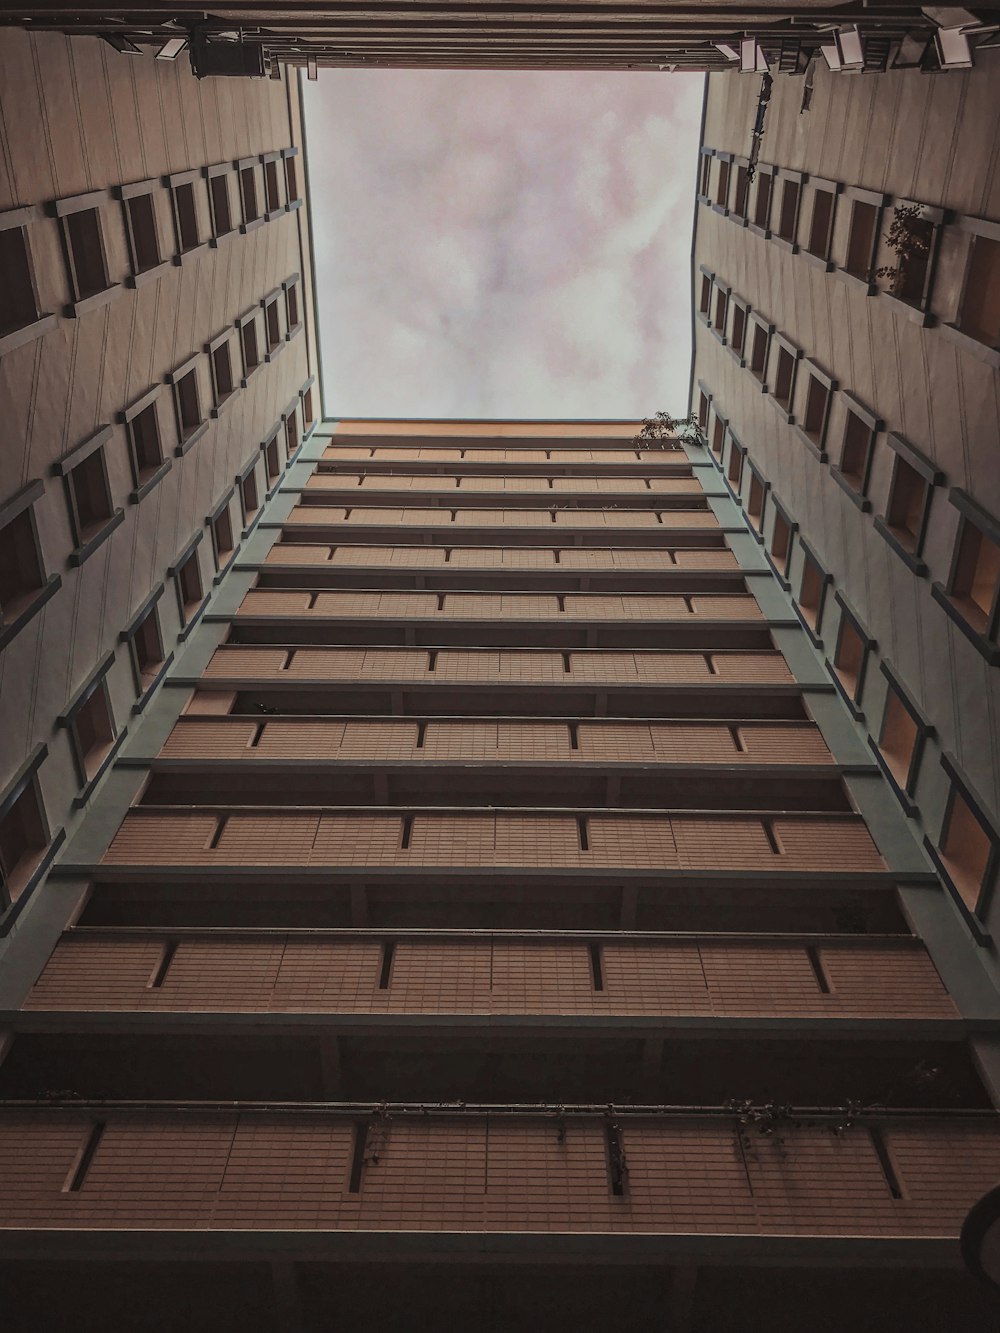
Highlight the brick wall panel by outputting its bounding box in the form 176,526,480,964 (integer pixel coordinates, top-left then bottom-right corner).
490,941,600,1013
203,648,291,678
587,816,680,868
160,721,262,758
576,723,656,759
312,815,405,865
380,940,491,1013
272,939,383,1009
103,813,220,864
601,943,712,1015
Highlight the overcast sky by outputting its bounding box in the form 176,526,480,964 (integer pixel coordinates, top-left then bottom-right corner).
303,70,704,420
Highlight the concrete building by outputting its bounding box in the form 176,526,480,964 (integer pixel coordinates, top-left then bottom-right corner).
2,21,1000,1333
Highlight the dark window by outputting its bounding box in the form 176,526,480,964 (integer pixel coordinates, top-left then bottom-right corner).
798,551,826,631
0,508,45,625
69,450,113,542
285,412,299,459
749,324,768,381
209,175,233,237
733,166,750,219
950,517,1000,637
884,210,934,304
241,468,259,522
699,274,711,315
884,456,930,554
74,683,115,782
714,287,728,332
241,318,260,375
879,683,919,791
0,776,47,904
839,410,876,495
802,375,831,444
753,172,772,229
286,282,300,331
699,155,711,197
697,392,710,431
727,442,744,489
265,299,281,353
711,416,725,457
777,179,799,242
132,604,165,691
730,304,747,356
126,402,163,486
302,386,315,429
747,471,765,530
940,780,996,913
265,436,281,483
175,367,201,441
806,188,835,258
0,226,39,335
264,159,282,212
772,345,796,408
174,182,200,251
125,193,161,273
240,166,259,224
212,507,234,569
834,615,866,700
211,340,235,406
845,201,878,279
958,235,1000,350
715,159,730,208
65,208,108,300
176,550,204,623
771,509,791,576
284,156,299,203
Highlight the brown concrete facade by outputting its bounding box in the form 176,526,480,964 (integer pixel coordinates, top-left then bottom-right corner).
690,54,1000,953
1,416,999,1327
0,29,318,926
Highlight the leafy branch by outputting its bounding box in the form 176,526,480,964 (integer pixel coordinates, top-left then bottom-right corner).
634,411,705,449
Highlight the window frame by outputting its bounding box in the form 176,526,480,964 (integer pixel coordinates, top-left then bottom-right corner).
236,156,263,232
283,273,303,340
795,358,837,461
730,158,751,223
697,148,714,204
168,532,207,637
206,326,238,415
300,376,318,436
283,147,302,209
237,307,262,384
120,584,171,712
772,168,806,251
53,424,124,566
208,488,237,577
873,432,942,574
204,163,236,245
748,164,775,239
725,430,746,493
116,177,170,286
766,494,796,589
0,744,58,915
878,197,947,326
237,452,263,534
873,661,933,808
830,392,882,512
49,188,122,317
727,297,750,366
164,167,208,262
262,425,283,496
796,538,830,640
0,479,60,651
57,651,122,801
283,399,301,461
120,384,171,502
746,314,774,389
262,287,284,360
697,265,714,324
801,175,841,269
837,185,889,294
0,205,57,355
745,459,769,539
924,754,1000,933
942,214,1000,368
167,350,208,455
696,383,712,432
712,152,733,215
262,150,285,219
831,593,875,714
933,489,1000,664
767,331,802,422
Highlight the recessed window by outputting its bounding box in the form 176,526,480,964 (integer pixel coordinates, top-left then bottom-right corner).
801,373,832,446
264,297,282,354
285,410,299,459
240,466,260,524
209,173,233,238
798,548,826,631
211,505,235,570
732,165,750,219
727,439,744,489
771,343,797,410
302,384,316,431
284,154,300,204
123,596,166,698
878,678,921,792
699,153,712,198
264,158,282,213
752,172,772,229
747,469,766,531
63,207,109,301
0,224,40,337
0,763,49,905
730,303,747,357
938,774,997,914
770,507,792,576
949,512,1000,638
845,200,879,280
880,206,934,305
67,446,114,544
884,456,930,554
174,547,204,626
285,279,301,332
124,397,164,490
776,178,800,242
173,181,200,252
697,391,710,431
833,612,867,701
806,187,836,259
837,407,877,498
711,415,726,457
0,504,46,627
714,286,728,333
957,234,1000,351
264,434,281,485
715,158,730,208
210,337,236,408
64,675,116,786
240,315,261,378
240,164,259,225
124,192,161,274
749,323,769,382
172,364,203,445
699,273,712,316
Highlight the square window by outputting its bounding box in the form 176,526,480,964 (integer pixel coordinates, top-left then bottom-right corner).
879,685,919,791
264,159,282,213
834,615,866,700
176,549,204,624
211,339,236,407
284,155,299,204
125,192,161,273
802,375,831,444
845,200,879,280
64,207,109,301
884,456,930,553
265,299,282,353
958,234,1000,350
749,324,769,381
0,773,48,904
799,551,825,630
209,174,233,237
73,681,116,782
940,784,995,913
174,367,202,443
753,172,772,229
772,345,796,409
771,508,792,575
240,166,259,224
806,188,836,259
951,518,1000,636
240,317,260,376
241,468,260,523
777,179,799,242
286,281,300,331
212,506,234,569
69,449,114,543
0,507,46,625
125,400,163,487
0,225,40,335
173,181,200,252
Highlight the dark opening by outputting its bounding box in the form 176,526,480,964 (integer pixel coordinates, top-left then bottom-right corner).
0,508,44,618
264,159,281,212
209,175,232,236
589,942,604,991
240,166,259,223
869,1125,904,1199
0,226,38,333
348,1121,368,1192
378,940,395,989
66,1121,105,1192
66,208,108,299
777,179,799,241
149,940,177,988
174,181,199,251
176,368,201,437
0,780,47,903
126,193,161,272
129,402,162,481
846,200,878,278
212,342,234,402
605,1121,627,1196
71,450,113,539
133,607,164,687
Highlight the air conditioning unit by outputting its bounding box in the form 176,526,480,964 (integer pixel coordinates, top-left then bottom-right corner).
190,32,266,78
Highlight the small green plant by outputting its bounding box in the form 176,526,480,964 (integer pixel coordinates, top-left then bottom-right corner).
634,411,705,449
874,203,931,294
